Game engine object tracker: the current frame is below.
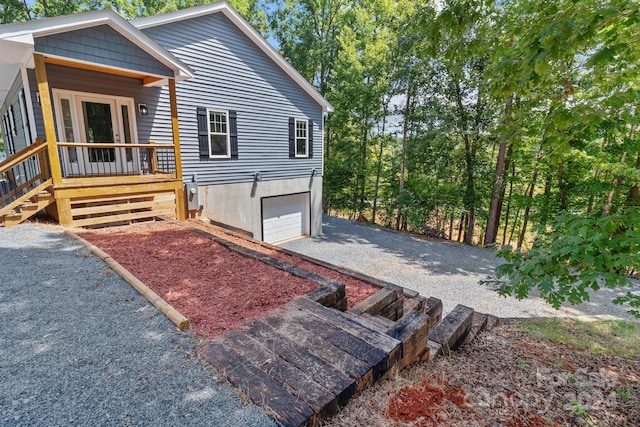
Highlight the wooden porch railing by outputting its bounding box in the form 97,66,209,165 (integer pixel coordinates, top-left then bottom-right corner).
56,141,177,178
0,138,51,215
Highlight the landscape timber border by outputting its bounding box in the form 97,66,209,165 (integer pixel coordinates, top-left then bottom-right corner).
65,229,190,330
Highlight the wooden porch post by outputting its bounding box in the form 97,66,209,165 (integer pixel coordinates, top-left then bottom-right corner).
34,54,72,226
34,54,62,185
169,78,186,221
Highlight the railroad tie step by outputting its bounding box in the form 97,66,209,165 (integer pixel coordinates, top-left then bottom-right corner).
461,312,490,347
243,319,357,408
263,315,373,389
203,339,316,427
428,304,474,355
425,297,443,330
222,329,339,420
348,287,404,320
292,298,401,380
384,310,432,370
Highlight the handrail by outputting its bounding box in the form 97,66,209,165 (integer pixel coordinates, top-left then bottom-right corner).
0,138,47,176
0,179,52,217
0,174,41,205
56,142,176,149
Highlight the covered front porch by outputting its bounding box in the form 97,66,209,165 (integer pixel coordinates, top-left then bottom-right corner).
0,9,193,227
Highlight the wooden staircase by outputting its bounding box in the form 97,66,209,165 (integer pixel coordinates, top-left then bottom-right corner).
1,188,55,227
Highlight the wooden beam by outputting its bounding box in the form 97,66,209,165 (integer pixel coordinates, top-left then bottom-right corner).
34,54,62,186
66,231,189,330
143,76,166,86
57,197,73,226
175,186,186,221
169,78,186,222
169,79,183,180
54,180,182,199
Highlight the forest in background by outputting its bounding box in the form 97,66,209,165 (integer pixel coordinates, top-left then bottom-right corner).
1,0,639,314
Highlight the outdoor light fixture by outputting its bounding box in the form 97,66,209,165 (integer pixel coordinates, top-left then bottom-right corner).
254,172,261,181
311,168,316,177
138,103,148,116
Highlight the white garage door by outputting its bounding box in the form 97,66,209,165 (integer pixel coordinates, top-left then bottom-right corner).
262,193,310,244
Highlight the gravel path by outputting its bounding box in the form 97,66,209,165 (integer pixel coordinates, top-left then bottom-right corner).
282,216,640,322
0,224,277,427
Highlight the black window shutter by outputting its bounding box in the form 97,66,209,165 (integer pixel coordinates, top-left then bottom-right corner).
196,107,209,159
308,119,313,158
229,110,238,159
288,117,295,158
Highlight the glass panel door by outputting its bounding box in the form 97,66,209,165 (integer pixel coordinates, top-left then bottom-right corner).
59,97,83,176
53,90,139,177
80,99,118,175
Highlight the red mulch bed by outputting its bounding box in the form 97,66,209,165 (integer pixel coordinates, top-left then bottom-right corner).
185,220,379,306
79,221,378,338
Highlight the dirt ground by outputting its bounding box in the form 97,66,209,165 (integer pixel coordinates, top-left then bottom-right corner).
325,323,640,427
79,221,377,337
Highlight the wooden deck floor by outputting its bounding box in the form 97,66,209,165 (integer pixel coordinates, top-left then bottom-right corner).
204,296,407,426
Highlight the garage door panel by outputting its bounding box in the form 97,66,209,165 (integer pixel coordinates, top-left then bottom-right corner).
262,193,309,244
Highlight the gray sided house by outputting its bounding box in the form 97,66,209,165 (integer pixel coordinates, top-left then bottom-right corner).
0,2,332,242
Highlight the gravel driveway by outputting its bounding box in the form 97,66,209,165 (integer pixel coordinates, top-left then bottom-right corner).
282,216,640,322
0,224,276,427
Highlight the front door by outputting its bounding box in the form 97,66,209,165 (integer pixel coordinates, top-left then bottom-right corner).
53,90,138,177
80,97,118,175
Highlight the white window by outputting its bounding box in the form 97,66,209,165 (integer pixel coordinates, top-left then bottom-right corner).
208,110,230,158
295,119,308,157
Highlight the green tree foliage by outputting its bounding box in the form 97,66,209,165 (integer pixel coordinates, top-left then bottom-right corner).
269,0,639,317
0,0,264,23
490,0,640,315
1,0,30,23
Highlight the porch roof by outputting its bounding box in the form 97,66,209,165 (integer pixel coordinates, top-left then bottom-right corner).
0,9,193,106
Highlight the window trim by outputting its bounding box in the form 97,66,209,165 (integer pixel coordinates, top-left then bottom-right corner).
206,108,231,159
294,118,308,158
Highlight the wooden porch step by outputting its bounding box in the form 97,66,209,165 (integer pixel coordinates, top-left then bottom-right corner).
1,194,55,227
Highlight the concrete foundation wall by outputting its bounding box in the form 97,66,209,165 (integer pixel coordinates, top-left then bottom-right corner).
200,176,323,241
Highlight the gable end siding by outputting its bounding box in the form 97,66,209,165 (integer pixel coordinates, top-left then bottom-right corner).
141,13,324,185
34,25,173,77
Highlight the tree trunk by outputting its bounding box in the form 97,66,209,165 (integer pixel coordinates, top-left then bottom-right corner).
357,82,371,218
628,153,640,204
517,149,543,249
501,162,515,245
396,82,413,230
586,169,600,213
603,125,636,215
558,162,568,211
457,212,465,242
507,206,521,246
448,210,454,241
463,134,476,245
372,101,389,224
484,96,514,246
540,173,553,227
465,208,475,245
602,151,627,215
